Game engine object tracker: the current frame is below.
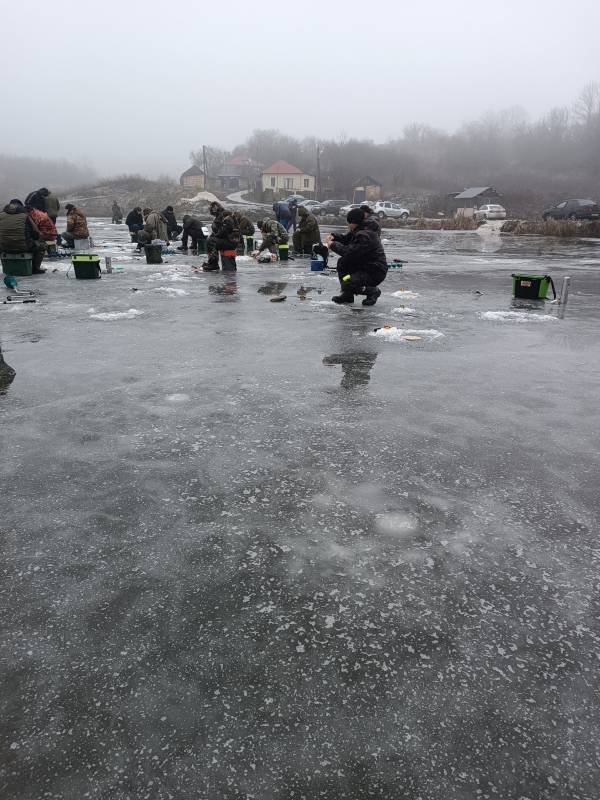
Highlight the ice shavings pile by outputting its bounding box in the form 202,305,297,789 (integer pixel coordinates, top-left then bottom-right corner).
369,327,444,342
88,308,144,321
479,311,557,322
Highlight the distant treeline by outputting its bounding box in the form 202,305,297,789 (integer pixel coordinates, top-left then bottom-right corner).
0,155,95,207
194,83,600,216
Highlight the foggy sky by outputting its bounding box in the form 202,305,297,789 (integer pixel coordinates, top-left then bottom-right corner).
1,0,598,178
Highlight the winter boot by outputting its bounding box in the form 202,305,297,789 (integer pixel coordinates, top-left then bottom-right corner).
362,287,381,306
332,292,354,304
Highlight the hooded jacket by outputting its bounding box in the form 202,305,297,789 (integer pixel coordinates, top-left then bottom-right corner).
209,203,238,246
45,192,60,219
0,203,41,252
294,207,321,248
143,210,169,241
258,218,289,251
329,223,388,276
126,208,143,229
161,207,179,233
66,206,89,238
24,189,48,212
182,215,206,240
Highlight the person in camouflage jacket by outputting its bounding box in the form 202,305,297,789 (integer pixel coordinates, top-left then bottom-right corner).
256,218,289,254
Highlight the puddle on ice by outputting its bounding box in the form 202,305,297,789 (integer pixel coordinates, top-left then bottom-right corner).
479,311,557,322
370,327,444,342
88,308,144,321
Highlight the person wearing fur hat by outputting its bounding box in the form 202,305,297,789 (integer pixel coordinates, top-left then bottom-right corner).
327,207,388,306
202,201,239,271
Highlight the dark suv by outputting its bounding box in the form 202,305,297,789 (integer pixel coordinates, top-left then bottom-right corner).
542,199,600,221
317,199,350,216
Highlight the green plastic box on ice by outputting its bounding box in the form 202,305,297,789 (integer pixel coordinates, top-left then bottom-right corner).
72,254,101,279
512,273,554,300
1,253,33,276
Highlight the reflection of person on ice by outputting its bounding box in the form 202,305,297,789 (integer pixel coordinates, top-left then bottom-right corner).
327,208,388,306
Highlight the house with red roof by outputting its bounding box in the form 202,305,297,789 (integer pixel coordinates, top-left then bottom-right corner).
261,160,315,198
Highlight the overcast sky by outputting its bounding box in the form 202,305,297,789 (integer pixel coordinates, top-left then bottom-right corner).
1,0,598,178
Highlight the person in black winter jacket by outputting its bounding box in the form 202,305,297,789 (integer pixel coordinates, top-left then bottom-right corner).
178,215,206,251
126,207,144,233
161,206,183,240
360,204,381,236
203,201,239,271
327,208,388,306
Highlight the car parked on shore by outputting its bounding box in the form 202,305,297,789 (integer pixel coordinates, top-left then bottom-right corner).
542,199,600,221
299,200,325,214
474,204,507,221
283,195,308,205
372,201,410,219
317,199,350,216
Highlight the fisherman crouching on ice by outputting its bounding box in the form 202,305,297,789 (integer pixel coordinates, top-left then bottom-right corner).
327,208,388,306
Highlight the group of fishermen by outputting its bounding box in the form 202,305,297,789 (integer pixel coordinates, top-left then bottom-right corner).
122,200,387,304
0,187,90,274
0,186,388,304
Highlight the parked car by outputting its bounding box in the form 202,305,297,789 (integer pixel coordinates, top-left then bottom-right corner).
542,199,600,221
317,199,351,216
283,195,308,205
474,204,507,221
299,200,325,214
373,201,410,219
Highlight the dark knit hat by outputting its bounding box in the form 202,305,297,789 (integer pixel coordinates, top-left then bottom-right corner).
347,208,364,225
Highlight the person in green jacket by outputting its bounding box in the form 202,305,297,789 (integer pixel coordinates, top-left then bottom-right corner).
292,206,321,255
0,199,46,273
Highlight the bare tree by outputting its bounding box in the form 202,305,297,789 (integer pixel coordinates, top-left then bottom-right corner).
572,82,600,126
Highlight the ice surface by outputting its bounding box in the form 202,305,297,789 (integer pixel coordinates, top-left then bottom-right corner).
390,289,419,299
2,218,599,800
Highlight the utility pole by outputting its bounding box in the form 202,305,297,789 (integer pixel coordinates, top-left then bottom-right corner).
316,143,321,199
202,145,208,190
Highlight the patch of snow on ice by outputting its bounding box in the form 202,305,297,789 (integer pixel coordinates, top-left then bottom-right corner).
390,290,419,299
370,327,444,341
480,311,557,322
391,306,417,315
89,308,144,321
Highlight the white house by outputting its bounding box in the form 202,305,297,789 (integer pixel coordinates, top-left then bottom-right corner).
261,160,315,196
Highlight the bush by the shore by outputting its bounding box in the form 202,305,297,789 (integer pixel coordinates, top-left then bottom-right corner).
501,219,600,237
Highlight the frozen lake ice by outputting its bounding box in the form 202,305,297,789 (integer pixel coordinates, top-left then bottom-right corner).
1,219,599,798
